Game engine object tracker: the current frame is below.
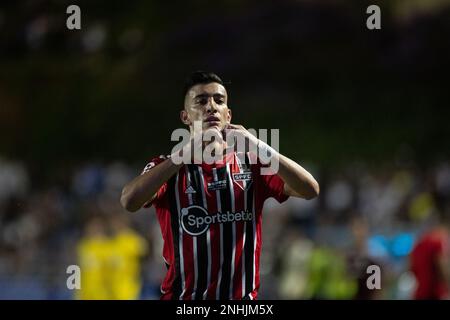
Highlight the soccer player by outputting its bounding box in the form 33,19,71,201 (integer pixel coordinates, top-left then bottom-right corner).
120,71,319,300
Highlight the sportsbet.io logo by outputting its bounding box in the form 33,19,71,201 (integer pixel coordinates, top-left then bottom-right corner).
180,205,253,236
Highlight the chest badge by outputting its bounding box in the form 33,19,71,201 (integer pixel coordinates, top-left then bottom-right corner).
233,171,253,191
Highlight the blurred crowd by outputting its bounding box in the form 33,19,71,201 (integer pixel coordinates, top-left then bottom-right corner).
0,155,449,299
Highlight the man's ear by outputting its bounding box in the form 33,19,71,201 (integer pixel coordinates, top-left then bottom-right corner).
180,110,190,125
226,108,232,124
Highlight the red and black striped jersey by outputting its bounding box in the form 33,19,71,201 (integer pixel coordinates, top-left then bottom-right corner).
141,151,288,300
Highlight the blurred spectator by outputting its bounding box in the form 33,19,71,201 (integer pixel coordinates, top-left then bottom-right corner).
278,227,313,299
304,245,356,299
410,211,450,300
108,214,148,300
76,216,111,300
346,216,383,300
0,158,29,204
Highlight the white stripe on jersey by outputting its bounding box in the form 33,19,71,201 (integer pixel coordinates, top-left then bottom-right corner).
174,172,186,300
198,166,212,300
226,163,236,299
186,167,197,300
213,168,224,300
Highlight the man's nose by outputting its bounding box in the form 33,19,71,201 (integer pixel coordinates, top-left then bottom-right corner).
205,97,218,113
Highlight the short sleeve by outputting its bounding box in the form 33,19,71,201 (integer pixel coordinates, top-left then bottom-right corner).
141,155,169,208
257,164,289,204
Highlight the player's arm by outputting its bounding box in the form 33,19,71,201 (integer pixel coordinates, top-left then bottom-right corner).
275,153,319,199
227,124,319,200
120,158,182,212
121,133,202,212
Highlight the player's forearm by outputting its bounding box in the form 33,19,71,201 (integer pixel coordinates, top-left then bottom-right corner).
120,158,182,212
274,153,320,200
249,135,319,199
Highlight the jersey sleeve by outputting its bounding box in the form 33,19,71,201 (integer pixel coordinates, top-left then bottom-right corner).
141,155,169,208
256,163,289,204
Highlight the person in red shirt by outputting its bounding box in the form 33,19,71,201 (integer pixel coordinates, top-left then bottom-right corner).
410,215,450,300
120,71,319,300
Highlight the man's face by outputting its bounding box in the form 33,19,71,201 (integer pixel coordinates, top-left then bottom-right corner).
181,82,231,134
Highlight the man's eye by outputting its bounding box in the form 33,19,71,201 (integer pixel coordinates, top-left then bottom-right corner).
215,98,224,104
197,99,207,105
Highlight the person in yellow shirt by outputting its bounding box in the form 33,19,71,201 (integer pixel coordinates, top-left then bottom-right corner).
76,216,113,300
108,214,148,300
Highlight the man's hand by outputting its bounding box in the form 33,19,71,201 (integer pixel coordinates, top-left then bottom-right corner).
224,123,259,151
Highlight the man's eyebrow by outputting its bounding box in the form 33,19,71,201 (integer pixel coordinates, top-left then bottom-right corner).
194,93,226,99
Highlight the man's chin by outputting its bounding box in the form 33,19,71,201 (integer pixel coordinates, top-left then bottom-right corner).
203,125,223,135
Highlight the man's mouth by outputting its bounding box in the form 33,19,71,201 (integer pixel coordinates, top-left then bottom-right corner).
204,116,221,126
205,116,220,122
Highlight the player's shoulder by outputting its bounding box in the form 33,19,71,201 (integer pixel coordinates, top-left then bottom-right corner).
142,155,170,174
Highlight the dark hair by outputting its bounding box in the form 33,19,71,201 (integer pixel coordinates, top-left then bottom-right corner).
183,71,224,98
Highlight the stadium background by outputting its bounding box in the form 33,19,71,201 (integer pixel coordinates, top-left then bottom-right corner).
0,0,450,299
